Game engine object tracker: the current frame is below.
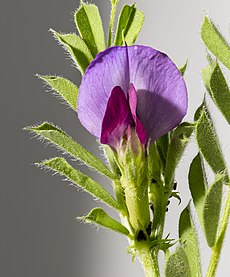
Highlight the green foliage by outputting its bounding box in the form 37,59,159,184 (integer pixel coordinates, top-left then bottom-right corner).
165,247,191,277
148,142,162,181
26,122,118,180
202,61,230,126
38,75,78,111
201,17,230,70
179,60,188,77
194,101,205,121
189,153,207,227
156,134,169,168
164,122,194,188
51,31,93,74
80,207,130,236
179,205,202,277
38,157,120,210
210,63,230,124
203,175,224,247
75,3,106,57
114,4,144,46
196,106,226,174
201,63,213,93
103,146,121,177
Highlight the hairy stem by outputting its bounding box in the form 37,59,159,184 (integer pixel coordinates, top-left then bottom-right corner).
108,0,119,47
206,187,230,277
137,243,160,277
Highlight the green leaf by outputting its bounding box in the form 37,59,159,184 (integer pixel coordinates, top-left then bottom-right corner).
75,3,105,57
38,75,78,111
80,207,130,236
189,153,207,227
164,123,194,188
209,62,230,125
114,4,144,46
201,53,216,93
194,101,205,121
201,63,213,93
165,247,191,277
103,146,121,177
179,204,202,277
148,142,162,181
51,30,93,74
203,175,223,247
156,133,169,167
201,17,230,70
196,106,226,174
179,60,188,77
39,157,120,210
26,122,118,180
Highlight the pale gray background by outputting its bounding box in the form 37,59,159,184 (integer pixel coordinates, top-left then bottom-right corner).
1,0,230,276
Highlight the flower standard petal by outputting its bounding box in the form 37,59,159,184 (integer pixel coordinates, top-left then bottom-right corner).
101,86,131,149
128,46,188,141
78,46,188,141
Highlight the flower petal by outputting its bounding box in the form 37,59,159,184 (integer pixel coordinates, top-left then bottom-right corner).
78,46,187,141
101,86,131,149
78,47,130,138
128,84,147,145
128,46,187,141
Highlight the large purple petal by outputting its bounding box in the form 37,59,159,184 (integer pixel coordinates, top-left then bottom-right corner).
78,47,130,137
101,86,131,149
78,46,187,141
128,46,188,141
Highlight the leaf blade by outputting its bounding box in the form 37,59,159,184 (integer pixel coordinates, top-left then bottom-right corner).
39,157,120,210
164,122,194,188
75,3,105,57
179,60,188,77
203,175,223,247
26,122,118,180
209,62,230,125
196,105,226,174
114,4,144,46
201,63,213,93
179,204,202,277
156,133,170,168
165,247,191,277
38,75,78,111
52,31,93,74
80,207,130,236
188,153,207,227
201,17,230,70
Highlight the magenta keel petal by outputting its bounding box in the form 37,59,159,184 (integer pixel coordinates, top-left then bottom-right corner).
101,86,131,148
128,84,147,145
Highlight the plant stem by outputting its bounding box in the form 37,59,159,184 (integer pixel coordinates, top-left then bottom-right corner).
108,0,118,47
206,187,230,277
137,244,160,277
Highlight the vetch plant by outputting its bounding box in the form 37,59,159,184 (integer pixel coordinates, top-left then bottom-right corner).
25,1,230,276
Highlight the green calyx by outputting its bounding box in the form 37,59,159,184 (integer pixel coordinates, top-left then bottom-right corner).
117,130,150,235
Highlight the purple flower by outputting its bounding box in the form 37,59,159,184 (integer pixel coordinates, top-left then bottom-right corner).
78,46,187,150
